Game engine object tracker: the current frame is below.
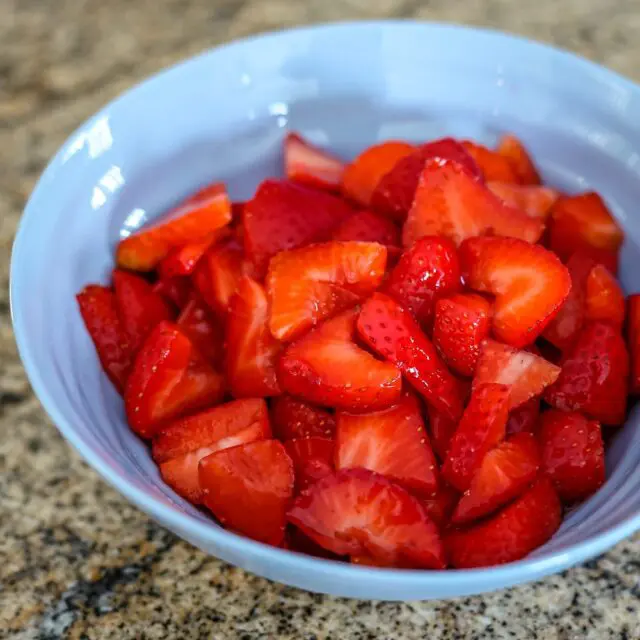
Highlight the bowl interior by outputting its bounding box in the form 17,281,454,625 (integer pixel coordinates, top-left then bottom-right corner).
11,22,640,600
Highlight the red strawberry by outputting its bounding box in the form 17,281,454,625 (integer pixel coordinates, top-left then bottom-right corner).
112,269,174,354
357,293,466,421
125,321,225,438
627,294,640,394
152,275,192,310
271,395,336,440
116,183,231,271
331,210,400,247
585,263,625,328
506,398,540,435
496,134,542,185
384,236,462,328
335,393,438,495
403,159,544,248
426,405,458,462
446,476,561,568
243,179,352,275
544,322,629,425
267,241,386,342
284,132,344,191
199,439,294,546
433,293,491,376
418,482,460,529
77,285,132,393
176,295,224,366
341,141,415,206
284,437,335,492
152,398,270,502
157,233,223,279
284,526,345,560
487,182,558,219
539,409,605,503
287,468,446,568
452,432,540,525
461,141,521,183
226,276,282,398
460,237,571,347
279,308,402,411
442,383,510,492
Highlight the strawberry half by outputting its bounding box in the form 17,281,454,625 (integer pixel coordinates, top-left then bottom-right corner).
461,140,521,183
226,276,282,398
284,437,335,493
152,398,271,503
539,409,605,503
585,263,625,328
496,134,542,185
627,294,640,395
287,468,446,569
199,439,294,546
451,432,540,525
176,294,224,366
487,182,558,219
125,321,225,438
284,132,345,191
278,308,402,411
267,241,387,342
506,398,540,435
335,393,438,495
331,210,400,247
357,293,466,421
446,476,561,568
271,395,336,440
544,321,629,425
460,237,571,347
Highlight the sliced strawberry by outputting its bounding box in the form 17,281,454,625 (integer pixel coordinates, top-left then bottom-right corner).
433,293,491,377
278,308,402,411
243,179,352,276
125,321,225,438
496,134,542,185
446,476,561,568
77,285,132,393
341,141,415,207
112,269,174,354
271,395,336,440
157,233,223,280
585,263,625,328
287,468,445,568
539,409,605,503
544,322,629,425
267,241,386,342
284,526,345,560
418,482,460,529
452,432,540,525
199,440,294,546
335,393,438,495
152,398,271,503
152,275,192,310
442,383,510,492
461,140,521,183
506,398,540,435
284,132,345,191
384,236,462,328
331,210,400,247
284,437,335,493
403,159,544,248
176,294,224,366
487,182,558,219
226,276,281,398
116,183,231,271
627,294,640,395
460,237,571,347
357,293,466,421
426,405,458,462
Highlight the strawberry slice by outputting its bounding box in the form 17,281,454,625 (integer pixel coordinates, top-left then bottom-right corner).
426,405,458,462
585,263,625,328
473,339,561,409
116,183,231,271
152,398,270,502
506,398,540,435
331,210,400,247
442,383,510,492
496,134,542,185
226,276,282,398
446,476,561,568
403,159,544,248
418,482,460,529
176,294,224,366
284,525,345,560
287,468,446,568
152,275,192,310
199,439,294,546
267,241,386,342
370,138,482,221
487,182,558,219
112,269,174,354
357,293,466,421
157,233,223,280
460,237,571,347
461,141,521,183
627,294,640,395
433,293,491,377
284,437,335,492
243,179,352,276
278,308,402,411
271,395,336,440
77,285,132,393
341,141,415,207
539,409,605,503
544,321,629,425
335,393,438,495
451,432,540,525
284,132,345,191
384,236,462,328
125,321,225,438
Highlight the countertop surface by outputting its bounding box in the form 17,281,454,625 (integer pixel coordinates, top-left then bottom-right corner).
2,0,640,638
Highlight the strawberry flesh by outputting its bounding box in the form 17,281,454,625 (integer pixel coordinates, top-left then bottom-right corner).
585,263,625,328
284,132,345,191
462,141,521,183
487,182,557,219
496,134,542,185
284,437,335,492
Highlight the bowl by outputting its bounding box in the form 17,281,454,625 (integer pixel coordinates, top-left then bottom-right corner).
11,21,640,601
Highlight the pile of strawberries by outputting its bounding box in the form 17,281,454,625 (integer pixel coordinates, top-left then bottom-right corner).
77,131,639,570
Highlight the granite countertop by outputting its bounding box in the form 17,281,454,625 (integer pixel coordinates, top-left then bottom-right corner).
2,0,640,638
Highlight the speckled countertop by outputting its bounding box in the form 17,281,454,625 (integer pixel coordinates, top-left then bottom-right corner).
2,0,640,638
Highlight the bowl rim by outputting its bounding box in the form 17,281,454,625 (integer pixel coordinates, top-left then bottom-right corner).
10,19,640,590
